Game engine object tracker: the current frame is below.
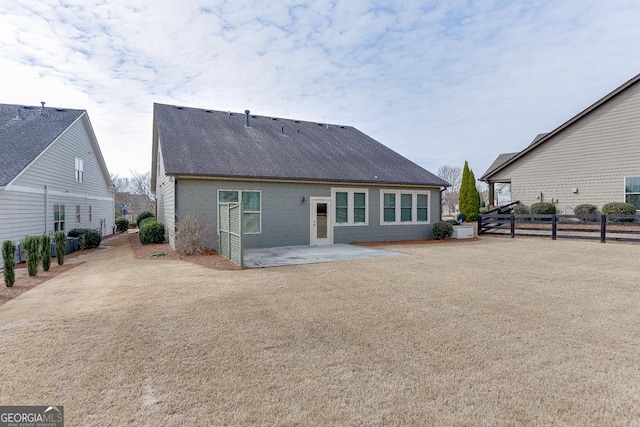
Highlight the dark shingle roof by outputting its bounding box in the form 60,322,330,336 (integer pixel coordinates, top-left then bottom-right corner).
153,103,448,187
481,152,519,179
0,104,84,186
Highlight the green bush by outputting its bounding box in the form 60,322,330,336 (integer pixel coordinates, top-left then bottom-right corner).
40,234,51,272
574,204,599,217
530,202,556,215
139,220,165,245
459,161,480,221
432,221,454,240
136,211,155,228
602,202,637,222
54,231,66,265
511,203,529,215
139,217,155,228
21,236,39,277
67,228,102,249
2,240,16,287
115,216,129,233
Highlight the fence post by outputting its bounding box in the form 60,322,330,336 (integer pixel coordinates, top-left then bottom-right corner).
600,214,606,243
478,214,483,236
510,214,515,238
552,214,557,240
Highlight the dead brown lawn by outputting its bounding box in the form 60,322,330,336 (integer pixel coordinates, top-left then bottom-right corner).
1,234,639,426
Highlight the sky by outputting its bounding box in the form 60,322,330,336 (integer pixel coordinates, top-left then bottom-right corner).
2,0,640,183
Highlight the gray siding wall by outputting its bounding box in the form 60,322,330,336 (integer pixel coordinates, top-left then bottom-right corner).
175,179,440,250
491,82,640,213
155,145,175,247
0,115,114,261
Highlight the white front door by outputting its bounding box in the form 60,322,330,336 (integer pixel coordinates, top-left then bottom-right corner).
310,197,332,245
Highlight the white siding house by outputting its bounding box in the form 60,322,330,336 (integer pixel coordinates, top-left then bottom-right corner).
481,74,640,213
0,103,115,261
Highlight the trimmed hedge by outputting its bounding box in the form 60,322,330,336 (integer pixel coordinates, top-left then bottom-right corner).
21,236,39,277
54,231,66,265
115,216,129,233
602,202,637,222
136,211,155,228
530,202,556,215
139,217,155,229
2,240,16,287
511,203,529,215
68,228,102,249
40,234,51,272
139,220,165,245
574,204,599,216
432,221,454,240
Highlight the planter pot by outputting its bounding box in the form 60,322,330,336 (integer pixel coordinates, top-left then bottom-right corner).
452,225,474,239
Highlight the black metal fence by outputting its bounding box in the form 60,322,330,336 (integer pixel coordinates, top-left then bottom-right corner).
478,213,640,243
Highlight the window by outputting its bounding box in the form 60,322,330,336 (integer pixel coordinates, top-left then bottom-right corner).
381,191,430,224
75,157,84,183
625,176,640,209
217,190,261,234
54,204,65,232
332,189,369,225
76,205,81,223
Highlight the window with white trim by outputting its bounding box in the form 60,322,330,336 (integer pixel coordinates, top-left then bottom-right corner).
75,157,84,183
332,188,368,225
380,190,430,224
218,190,261,234
625,176,640,209
76,205,81,223
54,204,65,232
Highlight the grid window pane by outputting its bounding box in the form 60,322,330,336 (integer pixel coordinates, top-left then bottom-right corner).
417,194,428,221
336,192,348,223
242,191,260,211
383,193,395,222
243,212,260,233
625,177,640,193
401,194,412,222
626,194,640,209
354,208,365,223
219,191,239,203
354,193,365,208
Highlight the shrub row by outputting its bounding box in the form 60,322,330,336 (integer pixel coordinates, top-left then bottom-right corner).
67,228,102,249
2,240,16,287
502,202,637,220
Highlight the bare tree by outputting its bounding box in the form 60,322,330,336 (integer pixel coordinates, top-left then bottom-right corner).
111,171,155,217
438,165,462,215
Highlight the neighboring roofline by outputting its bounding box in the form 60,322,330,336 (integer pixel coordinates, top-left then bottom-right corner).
5,112,84,187
171,173,445,189
481,73,640,181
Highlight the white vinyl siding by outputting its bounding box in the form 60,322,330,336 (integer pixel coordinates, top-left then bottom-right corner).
380,190,430,225
332,188,368,226
155,146,175,247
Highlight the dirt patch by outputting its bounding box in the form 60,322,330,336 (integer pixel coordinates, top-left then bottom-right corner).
127,233,239,270
0,262,82,306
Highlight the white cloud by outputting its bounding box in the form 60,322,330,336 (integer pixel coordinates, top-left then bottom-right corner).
1,0,640,179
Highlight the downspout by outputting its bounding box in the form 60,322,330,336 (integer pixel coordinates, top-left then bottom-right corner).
439,187,446,221
44,185,48,233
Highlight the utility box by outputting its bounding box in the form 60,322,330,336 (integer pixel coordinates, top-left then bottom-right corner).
452,225,474,239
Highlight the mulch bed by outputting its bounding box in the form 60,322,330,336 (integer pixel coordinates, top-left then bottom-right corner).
353,237,480,246
127,234,240,271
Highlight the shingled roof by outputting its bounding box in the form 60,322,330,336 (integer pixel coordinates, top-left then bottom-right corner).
153,103,448,187
0,103,84,186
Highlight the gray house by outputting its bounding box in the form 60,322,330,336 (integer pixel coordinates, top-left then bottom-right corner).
0,103,116,260
152,103,448,250
481,73,640,213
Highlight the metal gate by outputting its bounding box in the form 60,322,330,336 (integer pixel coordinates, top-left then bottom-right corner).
218,202,243,268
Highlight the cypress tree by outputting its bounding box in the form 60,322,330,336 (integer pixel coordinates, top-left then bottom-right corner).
459,161,481,221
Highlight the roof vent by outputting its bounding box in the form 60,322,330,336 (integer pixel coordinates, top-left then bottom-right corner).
40,101,45,115
228,111,232,117
281,124,284,134
297,128,300,134
294,120,300,123
244,110,250,127
271,117,277,121
317,123,323,126
204,110,212,113
176,106,184,110
13,109,23,120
